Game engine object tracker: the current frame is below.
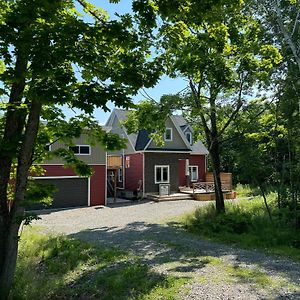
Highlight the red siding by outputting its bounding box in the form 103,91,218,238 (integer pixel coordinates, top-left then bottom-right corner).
189,155,206,182
178,159,187,186
124,153,143,191
41,165,106,206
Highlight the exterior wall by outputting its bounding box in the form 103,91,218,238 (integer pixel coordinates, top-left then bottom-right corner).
147,118,188,150
41,165,106,206
189,154,206,182
43,134,106,165
144,152,190,193
107,115,135,155
124,153,143,191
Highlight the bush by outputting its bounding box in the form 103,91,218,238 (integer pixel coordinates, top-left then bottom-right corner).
182,198,300,260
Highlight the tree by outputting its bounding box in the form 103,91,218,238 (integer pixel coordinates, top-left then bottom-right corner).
129,0,281,213
249,0,300,227
0,0,159,297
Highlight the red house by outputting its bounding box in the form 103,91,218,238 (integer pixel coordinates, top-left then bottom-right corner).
105,109,209,198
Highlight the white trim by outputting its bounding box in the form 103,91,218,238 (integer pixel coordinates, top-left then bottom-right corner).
39,163,106,166
170,115,192,149
118,167,123,182
105,153,107,206
185,132,192,144
154,165,170,184
112,109,136,153
188,165,199,182
46,143,52,151
32,176,85,179
143,150,191,154
32,176,91,206
122,150,125,189
182,125,193,133
87,177,91,206
142,153,145,197
69,145,91,155
144,138,152,150
164,127,173,141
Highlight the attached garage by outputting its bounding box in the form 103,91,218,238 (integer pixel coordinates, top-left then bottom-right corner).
34,177,89,209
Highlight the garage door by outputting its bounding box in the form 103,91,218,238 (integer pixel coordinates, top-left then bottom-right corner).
34,177,88,209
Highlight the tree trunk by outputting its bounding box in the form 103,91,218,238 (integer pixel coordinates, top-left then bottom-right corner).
0,212,22,300
259,185,273,223
0,99,42,299
210,140,225,214
0,54,28,299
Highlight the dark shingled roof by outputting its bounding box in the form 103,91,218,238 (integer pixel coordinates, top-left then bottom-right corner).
113,109,209,154
135,129,151,151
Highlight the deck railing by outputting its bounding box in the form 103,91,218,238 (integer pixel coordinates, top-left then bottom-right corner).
192,181,232,193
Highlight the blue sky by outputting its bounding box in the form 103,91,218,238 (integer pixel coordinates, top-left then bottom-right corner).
65,0,187,124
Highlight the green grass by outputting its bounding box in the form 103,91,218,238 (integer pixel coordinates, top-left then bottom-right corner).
181,195,300,261
12,227,189,300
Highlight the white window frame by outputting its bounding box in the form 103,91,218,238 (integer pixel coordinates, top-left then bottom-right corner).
164,128,173,141
69,145,91,155
155,165,170,184
118,167,123,182
189,165,199,182
45,143,52,151
185,132,192,144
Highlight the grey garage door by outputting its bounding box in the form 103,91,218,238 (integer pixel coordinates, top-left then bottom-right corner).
34,178,88,209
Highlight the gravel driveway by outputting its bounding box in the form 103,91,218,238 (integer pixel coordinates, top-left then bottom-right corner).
35,200,300,300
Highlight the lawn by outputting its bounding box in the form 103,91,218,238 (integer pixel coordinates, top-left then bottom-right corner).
181,191,300,261
12,227,188,300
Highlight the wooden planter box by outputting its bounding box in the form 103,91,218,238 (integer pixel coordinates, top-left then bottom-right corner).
194,191,236,201
194,193,214,201
225,191,237,199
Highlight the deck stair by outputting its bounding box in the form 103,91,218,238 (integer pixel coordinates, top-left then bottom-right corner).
147,193,194,202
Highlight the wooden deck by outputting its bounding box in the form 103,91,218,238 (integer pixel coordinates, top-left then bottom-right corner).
147,193,194,202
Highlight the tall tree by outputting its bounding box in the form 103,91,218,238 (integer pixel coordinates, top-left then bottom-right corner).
129,0,281,213
249,0,300,226
0,0,159,298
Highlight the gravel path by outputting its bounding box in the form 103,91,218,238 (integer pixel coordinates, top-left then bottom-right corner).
35,200,300,300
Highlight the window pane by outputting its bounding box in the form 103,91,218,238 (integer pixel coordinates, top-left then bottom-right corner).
44,144,51,151
162,167,168,182
165,129,172,140
80,146,90,154
69,146,79,154
156,167,161,182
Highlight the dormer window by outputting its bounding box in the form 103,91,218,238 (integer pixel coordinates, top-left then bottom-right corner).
164,128,173,141
45,143,52,151
186,132,192,144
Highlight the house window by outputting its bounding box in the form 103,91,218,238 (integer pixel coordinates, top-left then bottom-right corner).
69,145,91,155
164,128,173,141
189,166,198,182
118,167,123,182
45,143,52,151
186,132,192,144
155,165,170,184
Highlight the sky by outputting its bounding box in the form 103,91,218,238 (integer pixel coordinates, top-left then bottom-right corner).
64,0,187,124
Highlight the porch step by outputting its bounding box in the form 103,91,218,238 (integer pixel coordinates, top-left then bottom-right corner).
147,193,194,202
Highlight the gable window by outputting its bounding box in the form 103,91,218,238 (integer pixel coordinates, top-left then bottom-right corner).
188,166,198,182
118,167,123,182
155,165,170,184
164,128,173,141
69,145,91,155
185,132,192,144
45,143,52,151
